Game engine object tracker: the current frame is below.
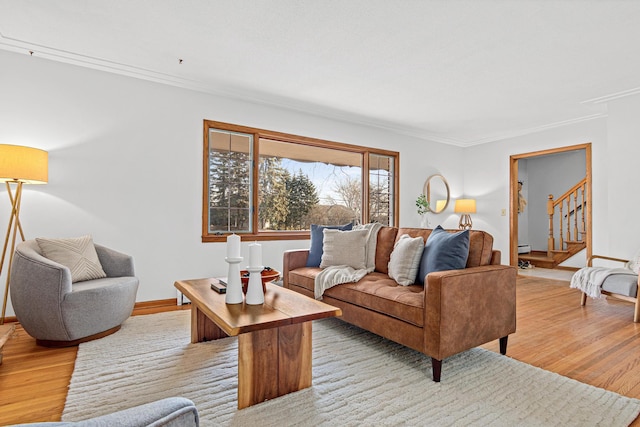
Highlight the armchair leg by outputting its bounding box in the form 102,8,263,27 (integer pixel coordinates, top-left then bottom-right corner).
634,298,639,323
580,292,587,306
431,358,442,382
499,336,508,355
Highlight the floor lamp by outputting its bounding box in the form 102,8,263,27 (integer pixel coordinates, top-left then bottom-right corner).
0,145,48,324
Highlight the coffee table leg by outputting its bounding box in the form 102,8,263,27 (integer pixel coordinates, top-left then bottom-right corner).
278,321,312,396
191,305,228,343
238,328,279,408
237,321,312,409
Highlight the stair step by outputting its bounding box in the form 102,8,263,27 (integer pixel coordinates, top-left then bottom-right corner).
518,257,556,269
519,254,553,261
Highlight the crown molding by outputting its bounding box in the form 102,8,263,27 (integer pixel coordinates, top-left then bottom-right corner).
455,113,608,147
582,87,640,104
0,32,610,149
0,31,203,89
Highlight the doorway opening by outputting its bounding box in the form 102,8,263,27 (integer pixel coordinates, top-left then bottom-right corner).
509,143,592,274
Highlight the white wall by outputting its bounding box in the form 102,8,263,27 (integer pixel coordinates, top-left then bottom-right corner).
464,95,640,267
522,150,586,251
5,48,639,317
0,50,463,316
463,118,609,264
606,94,640,258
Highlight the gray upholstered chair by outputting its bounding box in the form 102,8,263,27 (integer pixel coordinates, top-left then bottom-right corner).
9,240,139,346
7,396,199,427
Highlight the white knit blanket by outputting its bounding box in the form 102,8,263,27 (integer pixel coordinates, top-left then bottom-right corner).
569,267,637,298
314,222,382,299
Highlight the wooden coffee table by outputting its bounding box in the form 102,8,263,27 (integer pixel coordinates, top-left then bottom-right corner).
174,278,341,409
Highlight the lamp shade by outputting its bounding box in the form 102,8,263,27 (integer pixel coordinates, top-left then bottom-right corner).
454,199,476,214
435,199,447,212
0,144,48,184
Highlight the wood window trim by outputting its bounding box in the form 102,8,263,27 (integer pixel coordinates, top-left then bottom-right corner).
202,120,400,243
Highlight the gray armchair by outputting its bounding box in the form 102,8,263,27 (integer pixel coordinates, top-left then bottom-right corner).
7,396,199,427
9,240,139,346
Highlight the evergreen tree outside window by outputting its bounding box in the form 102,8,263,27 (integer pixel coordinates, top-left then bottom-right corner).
207,129,252,234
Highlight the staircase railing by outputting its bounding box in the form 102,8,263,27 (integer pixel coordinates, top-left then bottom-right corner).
547,177,587,257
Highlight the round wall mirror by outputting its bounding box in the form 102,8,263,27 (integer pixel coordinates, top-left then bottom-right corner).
423,174,450,214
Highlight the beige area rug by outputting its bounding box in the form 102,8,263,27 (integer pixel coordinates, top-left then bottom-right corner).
64,311,640,426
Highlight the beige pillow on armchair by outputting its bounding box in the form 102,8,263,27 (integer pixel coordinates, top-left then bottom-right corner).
36,235,107,283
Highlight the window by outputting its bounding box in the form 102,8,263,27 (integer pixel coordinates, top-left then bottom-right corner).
203,120,399,242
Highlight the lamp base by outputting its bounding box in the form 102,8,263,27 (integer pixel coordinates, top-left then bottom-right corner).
458,214,473,230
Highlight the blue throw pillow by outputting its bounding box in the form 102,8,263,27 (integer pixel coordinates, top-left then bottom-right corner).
306,223,354,267
417,225,470,285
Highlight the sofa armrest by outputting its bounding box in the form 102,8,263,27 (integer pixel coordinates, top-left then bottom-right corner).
11,244,72,306
423,264,517,360
490,250,501,265
10,243,73,340
283,249,309,289
95,244,136,277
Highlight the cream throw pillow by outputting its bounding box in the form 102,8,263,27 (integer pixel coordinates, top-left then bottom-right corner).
320,228,369,270
36,235,107,283
388,234,425,286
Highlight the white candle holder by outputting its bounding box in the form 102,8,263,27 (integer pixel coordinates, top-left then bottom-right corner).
245,266,265,305
224,257,244,304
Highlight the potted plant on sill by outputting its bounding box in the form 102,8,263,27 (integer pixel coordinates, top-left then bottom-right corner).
416,193,430,228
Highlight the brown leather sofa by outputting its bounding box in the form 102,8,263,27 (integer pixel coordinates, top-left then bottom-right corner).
283,226,517,382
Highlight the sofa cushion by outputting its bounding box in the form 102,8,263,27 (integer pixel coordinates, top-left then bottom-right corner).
325,273,424,327
320,228,368,269
306,223,353,267
36,235,107,283
288,268,424,327
397,227,494,268
466,230,494,267
388,234,425,285
417,226,469,284
374,226,398,274
601,273,639,298
288,266,323,293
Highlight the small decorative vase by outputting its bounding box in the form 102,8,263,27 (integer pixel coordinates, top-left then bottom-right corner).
420,214,430,228
245,266,265,305
224,257,244,304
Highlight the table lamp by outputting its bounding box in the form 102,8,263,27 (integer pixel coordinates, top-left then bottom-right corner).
454,199,476,230
0,144,48,324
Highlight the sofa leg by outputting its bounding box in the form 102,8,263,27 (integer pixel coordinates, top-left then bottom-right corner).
499,336,508,355
431,358,442,382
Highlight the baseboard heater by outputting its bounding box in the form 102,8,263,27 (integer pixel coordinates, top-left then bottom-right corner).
518,244,531,254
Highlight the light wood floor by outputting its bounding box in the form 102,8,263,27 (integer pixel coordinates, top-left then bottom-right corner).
1,276,639,426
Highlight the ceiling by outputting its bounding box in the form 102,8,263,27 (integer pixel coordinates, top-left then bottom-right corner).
1,1,639,146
